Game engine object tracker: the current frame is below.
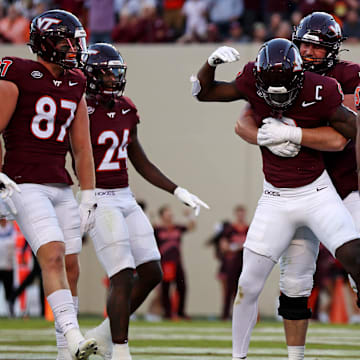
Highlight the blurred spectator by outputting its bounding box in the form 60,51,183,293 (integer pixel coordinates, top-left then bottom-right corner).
252,21,267,43
207,0,244,40
0,3,30,43
343,8,360,44
112,10,141,42
177,0,208,43
273,20,292,39
154,205,196,320
290,10,303,28
206,22,221,42
218,205,248,320
136,3,170,42
242,0,261,37
266,12,282,40
0,219,16,317
85,0,122,43
162,0,185,39
225,21,250,43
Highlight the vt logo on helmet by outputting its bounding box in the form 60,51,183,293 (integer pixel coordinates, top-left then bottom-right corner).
29,9,88,69
254,38,304,111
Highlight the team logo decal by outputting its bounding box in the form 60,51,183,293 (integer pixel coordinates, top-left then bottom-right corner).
37,17,61,30
31,70,43,79
87,106,95,115
107,112,116,118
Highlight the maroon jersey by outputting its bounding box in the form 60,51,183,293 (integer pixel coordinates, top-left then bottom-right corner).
235,62,343,188
154,225,187,263
0,57,86,184
322,61,360,199
88,95,139,188
223,223,248,259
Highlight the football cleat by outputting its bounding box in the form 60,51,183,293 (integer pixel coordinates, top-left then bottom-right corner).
73,338,98,360
85,327,112,360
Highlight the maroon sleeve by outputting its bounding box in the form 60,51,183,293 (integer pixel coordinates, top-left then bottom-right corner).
234,62,254,97
0,57,22,83
122,96,140,124
331,61,360,94
320,76,344,118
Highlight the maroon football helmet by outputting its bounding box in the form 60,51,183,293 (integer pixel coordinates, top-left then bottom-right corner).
254,38,304,111
29,9,88,69
292,12,343,73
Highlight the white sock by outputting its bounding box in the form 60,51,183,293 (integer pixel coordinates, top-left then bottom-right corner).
112,343,131,360
73,296,79,315
97,317,112,340
47,289,80,337
55,295,80,350
288,345,305,360
232,249,275,358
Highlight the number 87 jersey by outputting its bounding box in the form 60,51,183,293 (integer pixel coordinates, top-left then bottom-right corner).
1,56,86,185
87,95,139,189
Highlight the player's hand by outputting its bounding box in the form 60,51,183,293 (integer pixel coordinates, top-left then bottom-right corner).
0,173,20,216
257,117,302,145
266,141,301,157
174,187,210,216
208,46,240,67
78,190,97,235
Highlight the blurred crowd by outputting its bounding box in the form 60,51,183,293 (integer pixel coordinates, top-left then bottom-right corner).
1,0,360,45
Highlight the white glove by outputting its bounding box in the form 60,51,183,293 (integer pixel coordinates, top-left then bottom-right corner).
257,117,302,146
208,46,240,67
174,187,210,216
349,274,358,293
0,172,21,216
266,141,301,157
78,189,97,235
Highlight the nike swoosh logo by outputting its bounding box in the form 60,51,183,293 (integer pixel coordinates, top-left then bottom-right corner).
316,186,327,191
69,81,78,86
302,101,317,107
122,109,131,115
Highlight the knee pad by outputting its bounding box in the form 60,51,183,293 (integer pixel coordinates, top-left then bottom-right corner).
278,293,312,320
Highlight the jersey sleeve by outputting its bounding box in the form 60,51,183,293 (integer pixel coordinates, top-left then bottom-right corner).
0,57,21,84
123,96,140,124
340,62,360,94
322,78,344,117
234,62,254,96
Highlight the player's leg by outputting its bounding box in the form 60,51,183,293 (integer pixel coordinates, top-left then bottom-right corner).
85,189,136,360
11,184,97,360
279,228,319,360
232,188,296,360
175,263,188,318
86,189,162,360
54,186,83,360
305,183,360,308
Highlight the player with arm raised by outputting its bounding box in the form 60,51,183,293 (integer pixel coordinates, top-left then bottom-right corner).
234,12,360,360
193,38,360,360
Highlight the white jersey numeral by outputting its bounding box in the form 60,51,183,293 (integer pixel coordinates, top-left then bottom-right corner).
97,129,129,171
31,96,77,141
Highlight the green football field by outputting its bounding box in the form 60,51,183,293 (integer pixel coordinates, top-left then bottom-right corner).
0,317,360,359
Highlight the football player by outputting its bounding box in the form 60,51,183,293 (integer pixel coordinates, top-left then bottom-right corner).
82,43,209,360
234,12,360,360
193,38,360,360
0,9,97,360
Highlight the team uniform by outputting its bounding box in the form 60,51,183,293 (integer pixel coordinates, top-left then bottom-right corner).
0,57,86,255
231,60,359,358
279,60,360,299
87,95,160,278
235,61,359,260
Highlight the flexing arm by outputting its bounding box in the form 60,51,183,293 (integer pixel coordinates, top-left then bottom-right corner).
357,112,360,190
195,46,243,102
69,96,96,190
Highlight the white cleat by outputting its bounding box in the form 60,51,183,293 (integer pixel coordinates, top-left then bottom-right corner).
85,327,112,360
73,338,98,360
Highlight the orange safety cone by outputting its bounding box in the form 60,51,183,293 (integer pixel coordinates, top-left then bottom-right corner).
44,297,54,321
330,277,348,324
